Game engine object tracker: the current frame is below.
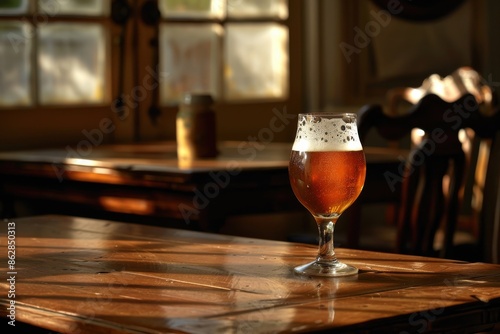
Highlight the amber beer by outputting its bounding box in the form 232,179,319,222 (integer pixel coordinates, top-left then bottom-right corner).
289,113,366,217
289,150,366,216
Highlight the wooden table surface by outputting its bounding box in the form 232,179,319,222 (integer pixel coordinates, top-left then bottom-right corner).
1,215,500,333
0,141,403,172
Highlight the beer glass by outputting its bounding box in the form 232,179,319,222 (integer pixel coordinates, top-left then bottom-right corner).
289,113,366,277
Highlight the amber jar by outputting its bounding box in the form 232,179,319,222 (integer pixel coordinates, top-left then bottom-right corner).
176,93,218,161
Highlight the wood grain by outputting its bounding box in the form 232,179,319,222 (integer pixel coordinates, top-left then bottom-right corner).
1,215,500,333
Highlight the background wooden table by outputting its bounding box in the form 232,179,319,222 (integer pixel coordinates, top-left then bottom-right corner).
0,142,403,239
1,215,500,333
0,141,296,231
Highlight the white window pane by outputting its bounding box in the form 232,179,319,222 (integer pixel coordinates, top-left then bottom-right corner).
0,22,32,106
228,0,288,19
38,23,106,105
224,23,288,100
159,0,224,19
159,23,222,105
38,0,109,16
0,0,29,15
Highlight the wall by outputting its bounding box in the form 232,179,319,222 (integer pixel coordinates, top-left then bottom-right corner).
304,0,500,112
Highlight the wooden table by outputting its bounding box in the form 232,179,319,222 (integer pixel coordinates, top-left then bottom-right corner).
1,215,500,333
0,141,297,231
0,142,403,236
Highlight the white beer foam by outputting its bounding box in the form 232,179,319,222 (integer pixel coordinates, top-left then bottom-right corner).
292,114,362,152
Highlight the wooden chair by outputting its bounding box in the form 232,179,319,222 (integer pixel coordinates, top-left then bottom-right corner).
480,129,500,263
387,66,496,117
357,93,500,260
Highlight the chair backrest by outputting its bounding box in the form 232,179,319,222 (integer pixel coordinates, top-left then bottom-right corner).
357,93,500,259
480,132,500,263
387,66,496,116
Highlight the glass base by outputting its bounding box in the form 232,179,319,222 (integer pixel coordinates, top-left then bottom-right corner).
294,260,358,277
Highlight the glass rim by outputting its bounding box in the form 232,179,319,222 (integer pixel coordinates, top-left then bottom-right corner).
297,112,357,118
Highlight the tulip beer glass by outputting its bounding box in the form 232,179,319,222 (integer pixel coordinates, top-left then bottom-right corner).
289,113,366,277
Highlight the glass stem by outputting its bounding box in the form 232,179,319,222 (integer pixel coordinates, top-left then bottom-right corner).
315,216,339,264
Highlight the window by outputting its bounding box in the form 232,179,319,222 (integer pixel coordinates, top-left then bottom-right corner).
1,0,301,147
136,0,300,142
0,0,110,108
157,0,289,104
